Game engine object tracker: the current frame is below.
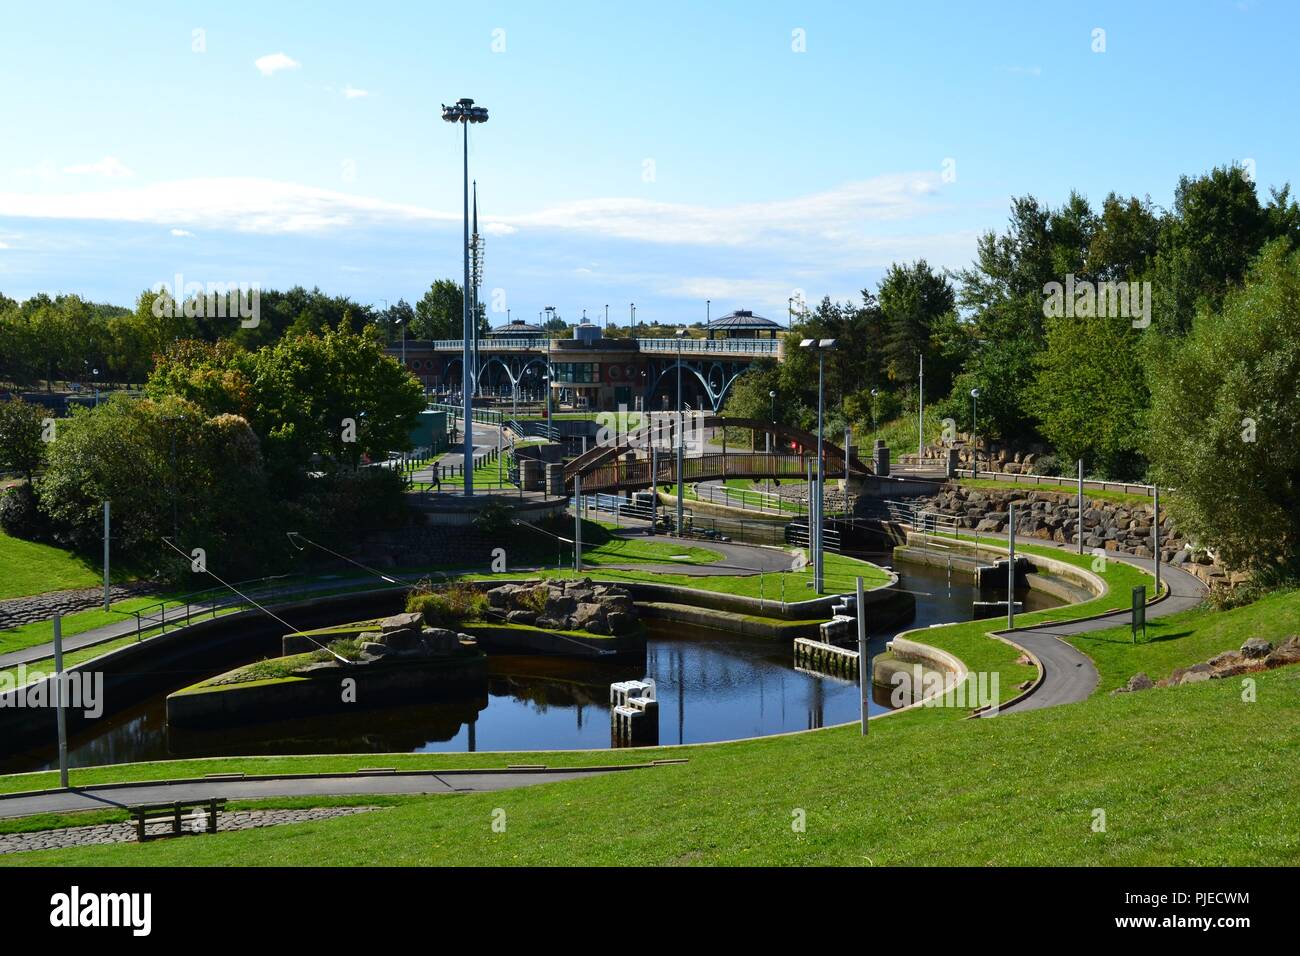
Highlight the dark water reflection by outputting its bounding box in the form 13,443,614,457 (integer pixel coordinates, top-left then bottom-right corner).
3,559,1061,771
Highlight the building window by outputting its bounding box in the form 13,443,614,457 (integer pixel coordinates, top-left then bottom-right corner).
554,362,601,384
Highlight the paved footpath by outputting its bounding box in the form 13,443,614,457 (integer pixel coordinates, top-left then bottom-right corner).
968,535,1208,715
0,766,663,820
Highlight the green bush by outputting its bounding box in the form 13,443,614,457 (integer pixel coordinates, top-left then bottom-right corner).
406,583,488,627
0,483,49,540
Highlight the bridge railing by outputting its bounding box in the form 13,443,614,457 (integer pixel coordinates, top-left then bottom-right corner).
576,452,813,492
423,338,780,355
634,338,779,354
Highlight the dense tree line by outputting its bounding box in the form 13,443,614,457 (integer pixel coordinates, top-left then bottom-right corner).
729,165,1300,490
0,325,423,580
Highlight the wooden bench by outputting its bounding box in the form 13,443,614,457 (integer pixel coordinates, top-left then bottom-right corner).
129,797,227,842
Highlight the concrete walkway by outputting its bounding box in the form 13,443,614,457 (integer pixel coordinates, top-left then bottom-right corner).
0,572,404,670
0,765,665,819
0,530,799,670
970,537,1208,715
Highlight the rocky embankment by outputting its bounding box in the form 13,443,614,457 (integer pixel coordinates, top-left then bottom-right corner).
484,579,640,635
0,582,160,629
914,484,1237,588
1115,635,1300,693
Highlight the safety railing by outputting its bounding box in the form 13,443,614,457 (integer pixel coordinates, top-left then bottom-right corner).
952,468,1157,497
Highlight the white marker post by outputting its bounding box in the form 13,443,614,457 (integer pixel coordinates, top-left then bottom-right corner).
102,500,111,611
573,473,583,571
856,575,868,736
1077,459,1085,555
1153,485,1161,596
53,613,69,789
1007,503,1016,630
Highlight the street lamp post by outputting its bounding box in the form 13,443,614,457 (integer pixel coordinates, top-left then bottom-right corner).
675,327,687,536
768,389,776,455
970,387,980,480
441,97,489,498
800,338,837,593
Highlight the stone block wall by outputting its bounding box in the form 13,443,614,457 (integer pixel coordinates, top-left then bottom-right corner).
913,483,1237,588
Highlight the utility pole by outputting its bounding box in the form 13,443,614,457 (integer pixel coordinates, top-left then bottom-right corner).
856,575,869,736
102,501,110,611
574,473,583,570
1153,485,1161,595
1078,459,1085,555
676,328,686,536
918,353,925,460
53,613,69,789
1007,503,1017,630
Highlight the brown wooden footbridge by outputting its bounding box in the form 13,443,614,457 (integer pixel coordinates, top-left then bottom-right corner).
561,416,874,494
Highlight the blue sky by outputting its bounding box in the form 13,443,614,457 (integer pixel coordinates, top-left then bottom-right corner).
0,0,1293,326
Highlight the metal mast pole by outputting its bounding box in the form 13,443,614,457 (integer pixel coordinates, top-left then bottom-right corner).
461,120,473,497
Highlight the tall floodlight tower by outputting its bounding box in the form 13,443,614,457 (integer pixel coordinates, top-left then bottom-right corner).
441,97,489,497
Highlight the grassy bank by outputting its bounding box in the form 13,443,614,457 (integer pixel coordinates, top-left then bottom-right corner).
4,664,1295,865
4,550,1295,865
1068,587,1300,692
0,531,128,600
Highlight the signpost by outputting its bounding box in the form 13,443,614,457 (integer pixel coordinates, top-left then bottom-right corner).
1131,585,1147,643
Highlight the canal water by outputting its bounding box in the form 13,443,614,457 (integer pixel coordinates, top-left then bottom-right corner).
1,558,1062,772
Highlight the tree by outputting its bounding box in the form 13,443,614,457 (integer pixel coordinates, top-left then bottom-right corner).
1148,239,1300,576
414,279,484,339
0,397,46,482
1026,313,1149,479
148,326,424,483
381,299,416,344
38,394,274,579
878,259,955,387
1151,165,1269,335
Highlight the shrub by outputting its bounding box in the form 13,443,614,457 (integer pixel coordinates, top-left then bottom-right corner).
406,583,488,627
0,482,48,540
1033,454,1063,477
309,636,365,663
473,499,512,536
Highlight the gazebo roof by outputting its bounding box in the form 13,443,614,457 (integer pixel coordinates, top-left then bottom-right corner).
706,309,782,331
488,320,544,336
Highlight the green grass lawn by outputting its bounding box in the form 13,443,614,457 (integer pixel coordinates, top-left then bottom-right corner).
2,554,1293,865
0,596,181,656
1069,587,1300,692
464,550,890,601
4,664,1295,865
0,530,125,600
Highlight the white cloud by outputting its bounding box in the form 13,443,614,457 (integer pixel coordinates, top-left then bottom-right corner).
1004,65,1042,77
343,84,369,99
503,173,948,250
255,52,301,77
0,177,455,234
0,241,10,249
170,228,194,237
63,156,134,178
0,171,973,270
